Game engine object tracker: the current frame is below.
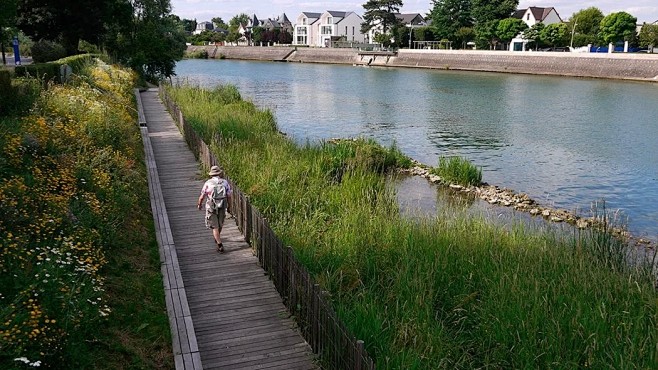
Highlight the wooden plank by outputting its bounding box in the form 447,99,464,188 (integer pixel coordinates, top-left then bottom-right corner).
140,89,316,370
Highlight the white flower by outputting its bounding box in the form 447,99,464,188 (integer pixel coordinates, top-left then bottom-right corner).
14,357,29,364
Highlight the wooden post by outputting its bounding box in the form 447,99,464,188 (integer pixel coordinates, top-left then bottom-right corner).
245,197,252,245
356,340,364,370
312,284,320,354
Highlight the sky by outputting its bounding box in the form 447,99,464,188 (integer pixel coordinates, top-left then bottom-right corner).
170,0,658,25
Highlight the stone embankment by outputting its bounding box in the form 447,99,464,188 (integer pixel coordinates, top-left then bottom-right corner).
402,163,654,247
188,45,658,82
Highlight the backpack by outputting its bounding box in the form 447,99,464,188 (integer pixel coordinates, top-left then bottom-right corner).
207,178,227,213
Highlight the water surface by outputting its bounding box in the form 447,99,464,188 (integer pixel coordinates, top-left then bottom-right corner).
174,59,658,240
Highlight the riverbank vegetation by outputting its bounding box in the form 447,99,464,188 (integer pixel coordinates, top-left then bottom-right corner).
164,83,657,369
0,58,171,368
432,156,482,186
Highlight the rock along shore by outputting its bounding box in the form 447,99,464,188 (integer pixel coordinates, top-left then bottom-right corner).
188,45,658,82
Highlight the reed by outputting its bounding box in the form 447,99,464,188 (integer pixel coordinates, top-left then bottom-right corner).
432,155,482,186
165,83,658,369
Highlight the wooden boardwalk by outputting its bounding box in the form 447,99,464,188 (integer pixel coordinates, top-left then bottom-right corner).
139,88,318,370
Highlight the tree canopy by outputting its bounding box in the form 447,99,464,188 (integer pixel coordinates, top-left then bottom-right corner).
361,0,403,36
429,0,472,41
470,0,518,24
599,11,637,44
638,23,658,48
496,17,527,46
540,22,568,47
14,0,186,80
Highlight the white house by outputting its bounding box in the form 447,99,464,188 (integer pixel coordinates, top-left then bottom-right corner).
193,21,215,35
294,12,321,45
510,6,563,51
366,13,426,44
316,11,366,47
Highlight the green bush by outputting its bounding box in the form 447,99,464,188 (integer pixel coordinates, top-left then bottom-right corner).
30,40,67,63
14,62,60,82
14,54,94,83
432,155,482,186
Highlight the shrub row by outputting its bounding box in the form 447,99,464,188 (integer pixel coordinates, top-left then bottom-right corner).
13,54,95,83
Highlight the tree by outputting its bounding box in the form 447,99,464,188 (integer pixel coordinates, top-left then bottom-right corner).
278,30,292,44
16,0,123,55
0,0,18,65
566,7,603,47
455,27,475,48
599,12,637,45
523,22,545,50
181,18,197,33
361,0,403,36
638,23,658,48
471,0,518,25
496,17,527,49
428,0,472,41
540,22,568,47
111,0,187,81
475,19,499,49
212,17,227,30
251,26,264,44
229,13,249,32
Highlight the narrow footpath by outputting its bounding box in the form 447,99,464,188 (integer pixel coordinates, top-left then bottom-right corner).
140,88,317,370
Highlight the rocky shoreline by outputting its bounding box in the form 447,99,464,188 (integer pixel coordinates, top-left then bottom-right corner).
401,162,655,248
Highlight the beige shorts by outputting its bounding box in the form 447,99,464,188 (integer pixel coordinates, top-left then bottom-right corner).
205,209,226,230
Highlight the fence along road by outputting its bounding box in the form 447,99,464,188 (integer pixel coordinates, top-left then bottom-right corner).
139,88,317,369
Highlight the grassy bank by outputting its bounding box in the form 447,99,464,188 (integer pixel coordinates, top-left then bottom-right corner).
1,59,172,368
164,83,657,369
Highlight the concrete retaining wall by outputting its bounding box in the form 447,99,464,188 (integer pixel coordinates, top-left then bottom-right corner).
186,46,658,82
392,50,658,81
286,48,360,64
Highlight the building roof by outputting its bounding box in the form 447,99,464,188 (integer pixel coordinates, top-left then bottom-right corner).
327,11,348,18
395,13,425,25
278,13,291,24
513,7,561,22
302,12,322,18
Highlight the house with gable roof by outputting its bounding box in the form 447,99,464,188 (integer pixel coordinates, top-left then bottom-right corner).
294,12,321,46
510,6,563,51
294,11,366,47
317,11,366,47
365,13,426,44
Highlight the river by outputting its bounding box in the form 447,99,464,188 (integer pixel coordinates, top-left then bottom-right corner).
174,58,658,241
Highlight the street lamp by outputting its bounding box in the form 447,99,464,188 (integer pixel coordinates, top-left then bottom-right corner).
570,19,578,49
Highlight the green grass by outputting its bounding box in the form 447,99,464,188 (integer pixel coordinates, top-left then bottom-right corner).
431,155,482,186
164,83,658,369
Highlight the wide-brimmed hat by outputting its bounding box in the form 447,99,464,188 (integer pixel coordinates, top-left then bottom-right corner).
208,166,222,176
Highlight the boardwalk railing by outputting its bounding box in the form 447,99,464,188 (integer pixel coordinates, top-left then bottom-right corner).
160,85,375,370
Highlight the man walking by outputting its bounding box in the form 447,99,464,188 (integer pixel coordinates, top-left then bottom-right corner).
197,166,232,252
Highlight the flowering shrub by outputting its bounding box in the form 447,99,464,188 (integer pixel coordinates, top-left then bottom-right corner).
1,61,144,367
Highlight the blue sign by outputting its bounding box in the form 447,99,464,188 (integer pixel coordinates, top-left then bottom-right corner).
12,36,21,65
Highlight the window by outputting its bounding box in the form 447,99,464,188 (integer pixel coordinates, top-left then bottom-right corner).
327,17,333,24
321,26,332,35
352,26,355,35
345,26,348,34
527,13,530,21
302,18,307,25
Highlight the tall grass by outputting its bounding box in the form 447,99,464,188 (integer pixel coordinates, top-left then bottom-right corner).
165,83,658,369
432,155,482,186
1,61,171,368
